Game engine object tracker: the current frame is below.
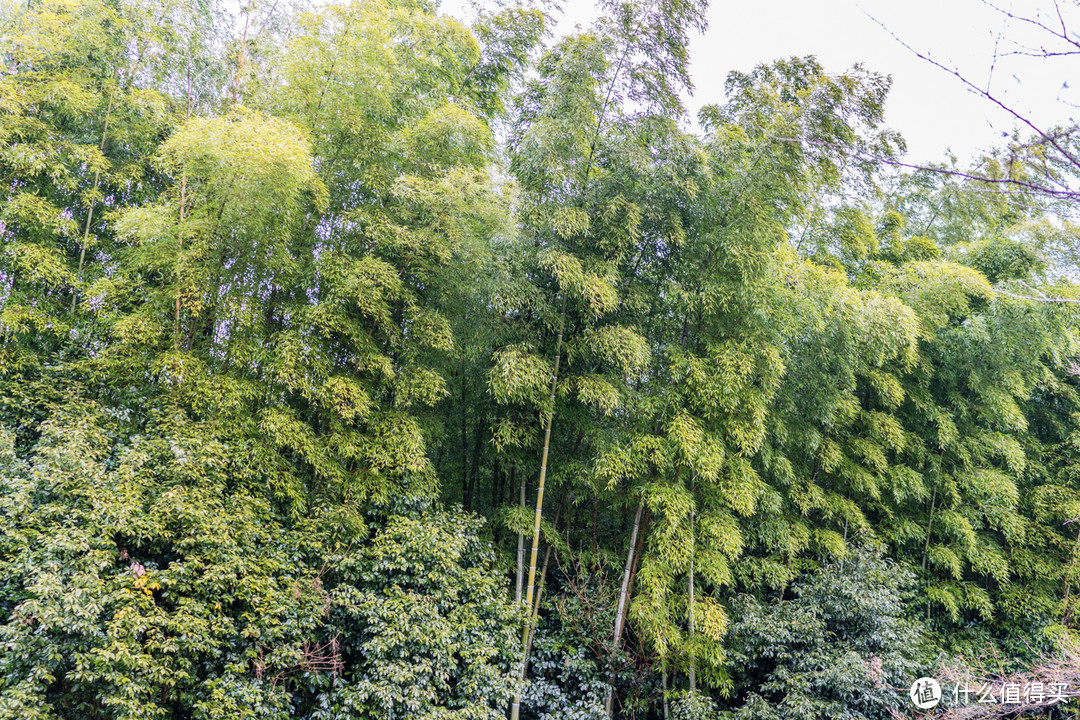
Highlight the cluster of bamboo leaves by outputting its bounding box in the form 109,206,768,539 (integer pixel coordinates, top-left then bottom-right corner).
3,0,1080,717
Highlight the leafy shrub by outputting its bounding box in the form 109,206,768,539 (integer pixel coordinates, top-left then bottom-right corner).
0,405,517,719
722,551,932,720
520,631,608,720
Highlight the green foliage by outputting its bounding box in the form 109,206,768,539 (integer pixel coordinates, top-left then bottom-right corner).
958,236,1044,284
520,633,609,720
5,0,1080,717
723,553,931,720
0,406,517,719
672,691,720,720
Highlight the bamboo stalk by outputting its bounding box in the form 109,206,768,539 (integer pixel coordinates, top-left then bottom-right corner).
1062,524,1080,625
605,500,645,718
923,482,937,622
516,467,524,605
922,484,937,572
173,61,194,349
688,474,696,694
523,540,551,674
232,3,251,107
662,662,670,720
523,503,559,676
173,173,187,349
509,294,567,720
71,93,113,312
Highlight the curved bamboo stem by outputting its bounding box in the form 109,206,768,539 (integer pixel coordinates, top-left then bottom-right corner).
605,500,645,717
71,93,113,312
516,467,525,605
509,293,566,720
688,474,696,693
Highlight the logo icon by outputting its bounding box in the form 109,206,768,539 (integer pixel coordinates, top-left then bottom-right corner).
910,677,942,709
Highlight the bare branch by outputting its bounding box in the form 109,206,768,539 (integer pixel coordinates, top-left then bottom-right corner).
936,645,1080,719
864,11,1080,172
977,0,1080,52
769,133,1080,202
1012,126,1080,151
1054,0,1069,39
992,287,1080,304
999,47,1080,58
1017,279,1051,298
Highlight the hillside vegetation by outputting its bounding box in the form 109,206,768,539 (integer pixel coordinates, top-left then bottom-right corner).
3,0,1080,718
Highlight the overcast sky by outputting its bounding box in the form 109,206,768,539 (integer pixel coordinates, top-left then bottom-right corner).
444,0,1080,166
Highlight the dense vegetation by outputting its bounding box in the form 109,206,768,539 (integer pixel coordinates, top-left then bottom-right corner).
3,0,1080,717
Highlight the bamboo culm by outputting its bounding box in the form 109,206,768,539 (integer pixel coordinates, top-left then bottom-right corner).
688,474,696,693
72,93,114,313
516,468,524,605
509,294,567,720
604,500,645,718
662,663,670,720
523,501,558,678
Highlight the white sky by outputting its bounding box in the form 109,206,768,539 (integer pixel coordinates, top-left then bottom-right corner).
443,0,1080,166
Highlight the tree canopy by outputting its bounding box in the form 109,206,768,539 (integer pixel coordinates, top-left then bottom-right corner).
3,0,1080,718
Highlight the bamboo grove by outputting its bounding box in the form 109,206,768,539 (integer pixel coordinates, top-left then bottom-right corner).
4,0,1080,717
